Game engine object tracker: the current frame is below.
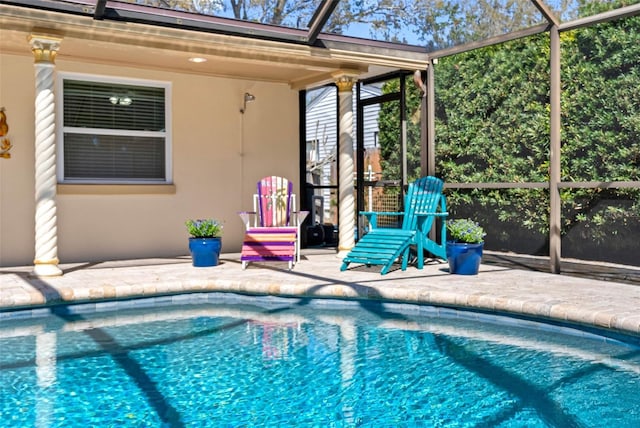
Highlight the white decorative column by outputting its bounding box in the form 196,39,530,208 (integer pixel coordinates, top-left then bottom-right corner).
335,75,356,257
30,35,62,277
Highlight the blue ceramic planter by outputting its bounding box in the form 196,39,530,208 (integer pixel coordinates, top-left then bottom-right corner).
188,237,222,267
446,242,483,275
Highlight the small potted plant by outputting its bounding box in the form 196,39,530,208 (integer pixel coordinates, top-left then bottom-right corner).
186,218,223,267
446,218,486,275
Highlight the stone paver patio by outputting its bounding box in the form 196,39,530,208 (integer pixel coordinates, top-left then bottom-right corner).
1,250,639,340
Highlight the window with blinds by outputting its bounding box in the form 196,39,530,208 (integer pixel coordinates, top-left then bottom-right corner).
59,76,170,183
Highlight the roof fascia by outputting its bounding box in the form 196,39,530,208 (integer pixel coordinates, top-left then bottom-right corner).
316,33,428,54
2,0,93,15
103,0,428,54
102,1,308,43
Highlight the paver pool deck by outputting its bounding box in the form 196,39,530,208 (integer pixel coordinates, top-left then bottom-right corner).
1,250,639,340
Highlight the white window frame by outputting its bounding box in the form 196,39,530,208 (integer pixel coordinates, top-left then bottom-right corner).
56,72,172,184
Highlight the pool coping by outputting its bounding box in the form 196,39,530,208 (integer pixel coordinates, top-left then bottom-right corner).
1,252,640,340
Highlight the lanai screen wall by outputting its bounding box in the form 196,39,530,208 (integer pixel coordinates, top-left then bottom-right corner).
431,12,640,267
301,4,640,268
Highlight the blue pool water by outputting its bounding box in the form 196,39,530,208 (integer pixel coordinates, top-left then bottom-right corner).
1,293,639,427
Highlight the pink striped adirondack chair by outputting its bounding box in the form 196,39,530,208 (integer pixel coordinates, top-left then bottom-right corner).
239,176,308,270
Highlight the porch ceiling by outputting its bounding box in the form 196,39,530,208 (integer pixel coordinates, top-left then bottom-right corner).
0,4,429,88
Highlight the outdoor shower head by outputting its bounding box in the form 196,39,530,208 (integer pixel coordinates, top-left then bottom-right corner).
240,92,256,113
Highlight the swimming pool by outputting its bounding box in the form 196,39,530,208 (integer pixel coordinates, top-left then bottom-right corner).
1,293,639,427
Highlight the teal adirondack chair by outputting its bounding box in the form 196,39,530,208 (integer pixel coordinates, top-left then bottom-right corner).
340,176,448,275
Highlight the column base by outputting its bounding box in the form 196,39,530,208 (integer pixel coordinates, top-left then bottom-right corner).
336,248,352,259
33,261,63,277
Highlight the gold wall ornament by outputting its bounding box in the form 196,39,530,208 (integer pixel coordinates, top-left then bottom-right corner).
0,107,11,159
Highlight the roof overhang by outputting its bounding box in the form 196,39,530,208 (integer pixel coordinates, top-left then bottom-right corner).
0,2,430,89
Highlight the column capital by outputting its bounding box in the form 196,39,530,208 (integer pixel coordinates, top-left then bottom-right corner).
334,75,356,93
28,34,62,64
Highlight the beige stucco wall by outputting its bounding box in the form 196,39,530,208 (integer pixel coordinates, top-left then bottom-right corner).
0,51,300,267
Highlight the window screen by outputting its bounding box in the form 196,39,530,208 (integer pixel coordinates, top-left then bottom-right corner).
61,78,169,183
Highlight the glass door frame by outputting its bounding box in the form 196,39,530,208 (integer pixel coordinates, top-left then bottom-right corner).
355,72,409,238
299,71,413,245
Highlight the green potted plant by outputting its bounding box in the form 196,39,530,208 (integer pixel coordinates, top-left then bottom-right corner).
446,218,486,275
186,218,223,267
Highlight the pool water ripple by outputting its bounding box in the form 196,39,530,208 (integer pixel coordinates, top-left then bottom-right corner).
1,296,639,427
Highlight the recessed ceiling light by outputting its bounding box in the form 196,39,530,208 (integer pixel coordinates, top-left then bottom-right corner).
188,57,207,63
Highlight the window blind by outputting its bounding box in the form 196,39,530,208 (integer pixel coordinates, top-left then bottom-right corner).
61,78,168,183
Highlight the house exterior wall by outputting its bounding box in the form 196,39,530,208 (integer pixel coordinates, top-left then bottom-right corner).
0,51,299,267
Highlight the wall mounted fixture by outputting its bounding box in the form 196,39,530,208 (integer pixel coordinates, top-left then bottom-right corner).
240,92,256,113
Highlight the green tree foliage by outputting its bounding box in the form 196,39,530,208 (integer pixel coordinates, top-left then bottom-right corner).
436,36,551,185
376,1,640,263
434,33,552,238
558,6,640,247
562,15,640,183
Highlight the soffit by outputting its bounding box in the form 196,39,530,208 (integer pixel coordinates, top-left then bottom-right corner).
0,4,429,88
